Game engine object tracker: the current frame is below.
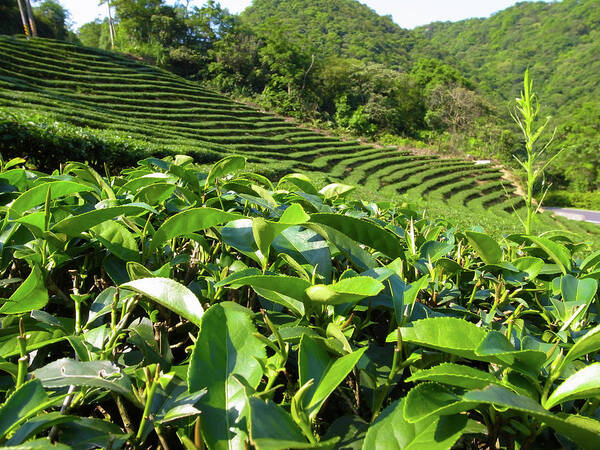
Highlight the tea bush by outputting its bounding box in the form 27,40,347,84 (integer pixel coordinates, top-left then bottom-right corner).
1,154,600,448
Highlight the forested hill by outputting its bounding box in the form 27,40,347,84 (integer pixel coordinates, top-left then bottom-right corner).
242,0,600,191
412,0,600,115
410,0,600,191
242,0,413,67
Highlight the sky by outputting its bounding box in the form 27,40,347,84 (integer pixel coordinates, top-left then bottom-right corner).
59,0,548,30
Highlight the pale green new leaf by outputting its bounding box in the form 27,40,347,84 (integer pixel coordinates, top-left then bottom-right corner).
388,318,488,361
305,276,384,305
544,363,600,409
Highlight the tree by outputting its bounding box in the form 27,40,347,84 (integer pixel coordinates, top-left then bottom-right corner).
35,0,70,41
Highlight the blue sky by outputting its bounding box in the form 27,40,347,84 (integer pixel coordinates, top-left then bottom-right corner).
58,0,549,30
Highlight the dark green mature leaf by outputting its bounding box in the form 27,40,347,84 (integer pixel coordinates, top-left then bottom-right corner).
150,208,242,252
0,265,48,314
475,331,546,377
305,276,384,306
309,213,404,259
406,363,500,390
6,412,77,445
363,397,467,449
544,363,600,409
404,383,476,423
248,397,311,450
3,438,72,449
9,181,95,217
91,220,139,262
298,334,367,420
0,328,67,358
0,379,50,438
188,302,266,450
52,204,152,236
121,277,204,326
463,385,600,448
56,417,129,449
524,236,572,275
465,231,502,265
33,358,140,406
322,416,368,450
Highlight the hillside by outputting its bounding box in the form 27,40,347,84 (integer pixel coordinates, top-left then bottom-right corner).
241,0,600,191
1,35,599,240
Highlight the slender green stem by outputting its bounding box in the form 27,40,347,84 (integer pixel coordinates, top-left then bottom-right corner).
16,319,28,389
136,365,160,442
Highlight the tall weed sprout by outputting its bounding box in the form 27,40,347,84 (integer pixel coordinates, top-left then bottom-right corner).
511,69,564,235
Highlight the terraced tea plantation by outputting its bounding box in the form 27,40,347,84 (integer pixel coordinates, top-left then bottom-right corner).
0,35,599,241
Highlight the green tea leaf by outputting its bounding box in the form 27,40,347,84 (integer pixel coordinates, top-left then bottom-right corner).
388,317,488,361
151,208,242,252
406,362,500,390
305,276,384,306
53,204,152,236
91,220,139,262
5,412,77,446
363,397,467,449
465,231,502,265
0,379,49,438
309,213,404,260
562,323,600,367
121,278,204,326
188,302,265,450
544,363,600,409
205,155,246,188
319,183,355,199
475,331,546,378
10,181,95,217
463,385,600,448
524,236,572,274
248,397,310,450
560,274,598,304
33,358,139,406
298,334,367,420
404,382,476,423
0,265,48,314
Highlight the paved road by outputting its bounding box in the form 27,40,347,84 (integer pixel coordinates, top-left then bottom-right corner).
544,207,600,224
